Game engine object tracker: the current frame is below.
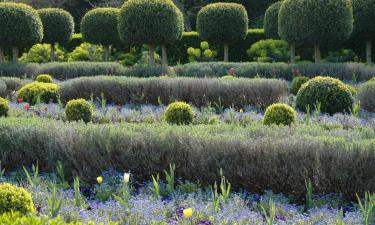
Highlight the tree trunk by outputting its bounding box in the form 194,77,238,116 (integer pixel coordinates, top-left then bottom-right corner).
314,44,321,63
366,40,372,64
223,43,229,62
50,43,55,62
290,43,296,64
161,45,168,67
149,45,155,66
0,47,4,62
12,47,18,63
104,45,110,62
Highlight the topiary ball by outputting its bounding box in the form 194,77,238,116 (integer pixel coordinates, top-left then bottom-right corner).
0,97,9,117
290,76,309,95
164,102,193,125
296,76,354,115
263,103,297,126
0,3,43,48
0,183,34,215
65,98,93,123
17,82,59,105
38,8,74,44
35,74,53,83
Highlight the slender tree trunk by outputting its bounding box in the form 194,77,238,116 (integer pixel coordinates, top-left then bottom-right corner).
366,40,372,64
161,45,168,67
223,43,229,62
104,45,110,62
50,43,55,62
12,47,18,63
314,44,321,63
290,43,296,64
149,45,155,66
0,47,4,62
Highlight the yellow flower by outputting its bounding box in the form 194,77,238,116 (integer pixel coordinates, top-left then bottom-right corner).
183,208,193,218
124,173,130,184
97,176,103,184
240,109,244,113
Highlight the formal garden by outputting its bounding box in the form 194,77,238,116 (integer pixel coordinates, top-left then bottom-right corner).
1,0,375,224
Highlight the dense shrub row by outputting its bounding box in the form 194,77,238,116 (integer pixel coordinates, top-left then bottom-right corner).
0,117,374,198
60,77,287,108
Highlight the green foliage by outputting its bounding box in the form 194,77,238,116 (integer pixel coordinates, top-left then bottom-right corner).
187,41,217,62
290,76,309,95
65,98,93,123
35,74,53,83
68,43,103,62
296,76,354,115
81,8,120,46
197,3,248,44
352,0,375,40
278,0,353,46
0,3,43,47
324,49,358,63
263,103,296,126
357,192,375,225
0,97,9,117
357,81,375,112
263,1,282,39
164,102,194,125
0,183,34,214
19,44,67,63
247,39,289,62
17,82,60,105
38,8,74,44
118,0,184,46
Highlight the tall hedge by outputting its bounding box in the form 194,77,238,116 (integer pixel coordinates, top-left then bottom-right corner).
81,8,120,62
352,0,375,63
263,1,282,39
38,8,74,62
118,0,184,66
0,3,43,63
278,0,353,63
197,3,248,62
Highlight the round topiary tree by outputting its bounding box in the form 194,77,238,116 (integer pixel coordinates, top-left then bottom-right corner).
17,82,59,105
278,0,353,63
352,0,375,64
0,183,34,215
263,103,297,126
0,3,43,63
0,97,9,117
290,76,309,95
65,99,93,123
118,0,184,66
38,8,74,62
164,102,194,125
35,74,53,83
263,1,283,39
197,3,248,62
81,8,120,62
296,76,354,115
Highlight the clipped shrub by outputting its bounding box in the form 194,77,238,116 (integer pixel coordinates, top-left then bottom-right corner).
68,43,103,62
0,77,29,97
81,8,120,61
221,75,237,79
357,81,375,112
164,102,194,125
197,3,248,61
263,1,282,39
290,76,309,95
0,97,9,117
35,74,52,83
17,82,59,105
247,39,289,62
278,0,353,62
0,183,34,214
263,103,296,126
38,8,74,62
296,76,354,115
19,44,66,63
324,49,358,63
118,0,184,65
65,98,93,123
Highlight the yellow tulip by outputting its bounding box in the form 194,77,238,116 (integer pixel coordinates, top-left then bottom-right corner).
124,173,130,184
183,208,193,218
97,176,103,184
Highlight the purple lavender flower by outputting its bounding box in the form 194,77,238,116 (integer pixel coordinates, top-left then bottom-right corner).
176,206,186,218
196,220,212,225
